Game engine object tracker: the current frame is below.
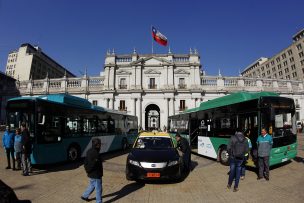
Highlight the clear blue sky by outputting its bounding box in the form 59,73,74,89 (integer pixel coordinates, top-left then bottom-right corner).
0,0,303,77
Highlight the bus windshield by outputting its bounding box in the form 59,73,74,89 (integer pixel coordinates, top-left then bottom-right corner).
261,98,296,147
6,100,34,134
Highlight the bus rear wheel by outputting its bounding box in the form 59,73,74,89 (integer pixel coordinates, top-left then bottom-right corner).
67,145,80,162
219,146,229,166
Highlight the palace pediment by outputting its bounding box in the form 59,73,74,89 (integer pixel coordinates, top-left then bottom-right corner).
130,56,173,66
174,69,190,74
144,69,161,74
116,70,131,75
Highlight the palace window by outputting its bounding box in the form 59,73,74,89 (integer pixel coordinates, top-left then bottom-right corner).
92,100,98,106
179,100,186,111
178,78,186,89
119,100,126,111
149,78,156,89
119,78,127,89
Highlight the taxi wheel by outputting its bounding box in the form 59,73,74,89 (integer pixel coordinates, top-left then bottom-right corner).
219,146,229,166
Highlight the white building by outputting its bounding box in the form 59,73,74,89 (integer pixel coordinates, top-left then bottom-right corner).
91,49,203,130
16,49,304,130
242,29,304,80
5,43,76,81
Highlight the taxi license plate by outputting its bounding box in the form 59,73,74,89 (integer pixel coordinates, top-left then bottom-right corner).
147,172,160,178
281,158,288,162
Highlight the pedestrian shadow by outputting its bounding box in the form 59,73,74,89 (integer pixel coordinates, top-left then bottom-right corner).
191,160,199,171
103,182,145,203
13,184,34,191
293,156,304,163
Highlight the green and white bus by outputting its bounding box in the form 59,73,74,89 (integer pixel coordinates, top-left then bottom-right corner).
6,94,138,164
168,91,297,166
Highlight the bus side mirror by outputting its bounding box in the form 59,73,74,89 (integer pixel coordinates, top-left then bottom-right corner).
38,114,45,125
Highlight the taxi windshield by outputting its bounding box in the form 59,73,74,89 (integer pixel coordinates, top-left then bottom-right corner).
135,137,173,149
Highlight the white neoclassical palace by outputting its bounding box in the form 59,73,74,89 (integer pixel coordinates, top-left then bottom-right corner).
16,50,304,130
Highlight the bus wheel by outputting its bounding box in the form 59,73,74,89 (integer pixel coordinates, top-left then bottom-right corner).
67,145,80,162
219,146,229,166
122,138,128,151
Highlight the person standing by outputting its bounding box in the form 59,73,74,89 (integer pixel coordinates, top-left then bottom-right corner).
257,128,273,181
227,130,249,192
14,128,22,170
2,126,15,170
175,133,191,173
240,136,252,180
21,122,32,176
81,138,103,203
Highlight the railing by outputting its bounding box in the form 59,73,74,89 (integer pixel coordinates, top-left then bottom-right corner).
148,84,157,89
118,106,127,111
119,84,127,89
179,106,187,111
178,84,187,89
15,75,304,96
67,80,81,88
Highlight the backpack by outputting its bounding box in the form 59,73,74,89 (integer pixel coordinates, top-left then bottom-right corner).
232,135,249,159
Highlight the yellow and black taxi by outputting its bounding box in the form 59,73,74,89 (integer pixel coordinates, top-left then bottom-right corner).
125,132,182,181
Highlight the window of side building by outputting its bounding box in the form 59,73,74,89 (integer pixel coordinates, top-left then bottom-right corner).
288,49,293,55
297,44,302,50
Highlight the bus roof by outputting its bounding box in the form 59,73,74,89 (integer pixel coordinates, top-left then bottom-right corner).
184,91,279,114
8,94,133,116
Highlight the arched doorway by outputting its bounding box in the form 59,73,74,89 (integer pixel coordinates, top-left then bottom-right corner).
145,104,160,131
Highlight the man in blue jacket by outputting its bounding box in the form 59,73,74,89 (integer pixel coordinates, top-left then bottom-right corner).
257,128,273,181
2,126,15,170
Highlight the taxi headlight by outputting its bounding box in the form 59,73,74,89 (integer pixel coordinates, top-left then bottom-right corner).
129,159,140,167
168,160,179,167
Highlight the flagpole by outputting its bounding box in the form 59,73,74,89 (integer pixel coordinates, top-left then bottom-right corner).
151,25,154,54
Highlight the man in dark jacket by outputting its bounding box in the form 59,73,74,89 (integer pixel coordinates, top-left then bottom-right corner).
227,130,249,192
2,126,15,170
81,138,103,203
21,122,32,176
176,133,191,173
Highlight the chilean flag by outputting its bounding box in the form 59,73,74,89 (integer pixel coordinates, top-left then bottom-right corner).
152,26,168,46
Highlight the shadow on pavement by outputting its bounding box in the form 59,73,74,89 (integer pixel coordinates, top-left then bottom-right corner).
13,184,34,191
103,182,145,203
31,149,130,175
293,156,304,163
0,180,32,203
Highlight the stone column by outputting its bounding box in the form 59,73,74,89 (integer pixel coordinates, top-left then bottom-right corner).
109,98,114,109
133,98,136,116
136,98,142,128
169,98,175,116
